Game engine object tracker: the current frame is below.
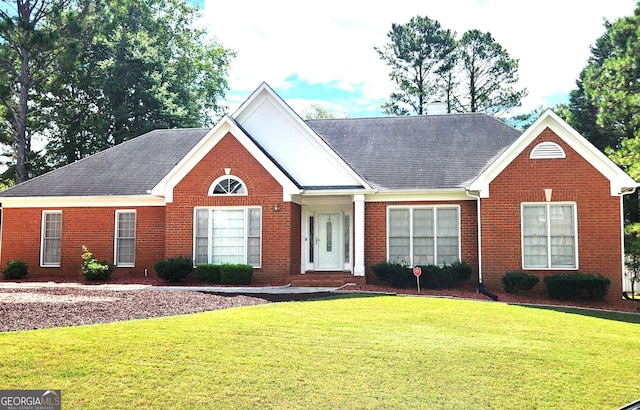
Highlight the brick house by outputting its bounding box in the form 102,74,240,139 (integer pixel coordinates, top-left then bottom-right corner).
0,83,637,299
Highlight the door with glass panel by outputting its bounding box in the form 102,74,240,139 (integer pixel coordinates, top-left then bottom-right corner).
316,212,342,270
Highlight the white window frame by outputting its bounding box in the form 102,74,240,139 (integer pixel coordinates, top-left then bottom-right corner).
386,205,461,266
208,175,248,196
40,211,62,267
114,210,136,267
521,202,578,270
193,206,262,267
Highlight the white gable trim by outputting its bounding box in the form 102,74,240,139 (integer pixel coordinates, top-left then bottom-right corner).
233,82,372,189
468,110,639,197
151,116,301,203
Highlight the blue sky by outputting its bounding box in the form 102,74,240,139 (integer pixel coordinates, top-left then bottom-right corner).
195,0,637,118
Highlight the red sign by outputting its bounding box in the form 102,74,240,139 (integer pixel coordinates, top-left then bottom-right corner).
413,267,422,277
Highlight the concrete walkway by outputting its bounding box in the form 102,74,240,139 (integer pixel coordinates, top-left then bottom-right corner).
0,281,343,295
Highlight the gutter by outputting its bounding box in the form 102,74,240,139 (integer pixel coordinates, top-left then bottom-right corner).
465,189,499,301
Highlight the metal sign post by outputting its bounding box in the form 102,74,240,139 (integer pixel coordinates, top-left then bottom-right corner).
413,266,422,293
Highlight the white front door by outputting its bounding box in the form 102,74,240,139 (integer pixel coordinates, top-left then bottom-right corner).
317,212,341,270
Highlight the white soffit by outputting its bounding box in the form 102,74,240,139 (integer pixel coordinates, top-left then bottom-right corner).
234,84,365,188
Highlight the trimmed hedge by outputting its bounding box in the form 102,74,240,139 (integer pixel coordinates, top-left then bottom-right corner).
502,271,539,294
372,261,472,289
3,259,28,280
154,256,193,282
543,272,610,300
372,261,414,288
219,264,253,285
196,264,221,284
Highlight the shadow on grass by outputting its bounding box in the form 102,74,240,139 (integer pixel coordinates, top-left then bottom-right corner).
516,304,640,324
204,291,383,303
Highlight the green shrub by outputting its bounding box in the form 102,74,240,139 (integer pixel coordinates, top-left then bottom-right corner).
3,259,28,280
451,261,472,281
420,264,452,289
219,264,253,285
154,256,193,282
544,272,610,300
419,262,472,289
372,261,472,289
196,264,221,284
502,271,539,294
80,245,113,281
372,261,413,288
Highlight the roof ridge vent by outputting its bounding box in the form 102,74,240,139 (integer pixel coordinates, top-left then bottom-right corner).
530,141,566,159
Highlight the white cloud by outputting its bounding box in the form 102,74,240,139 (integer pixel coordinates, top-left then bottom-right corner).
202,0,636,116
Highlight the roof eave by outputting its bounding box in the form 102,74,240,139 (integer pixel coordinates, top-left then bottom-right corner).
0,195,166,208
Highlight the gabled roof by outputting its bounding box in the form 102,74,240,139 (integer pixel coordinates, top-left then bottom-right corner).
233,83,370,189
306,114,521,190
150,116,301,203
4,88,630,203
468,109,639,197
0,128,211,198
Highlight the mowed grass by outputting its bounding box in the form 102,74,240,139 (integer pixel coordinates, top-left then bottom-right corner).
1,296,639,409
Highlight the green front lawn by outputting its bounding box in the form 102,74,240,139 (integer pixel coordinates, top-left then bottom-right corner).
1,296,639,409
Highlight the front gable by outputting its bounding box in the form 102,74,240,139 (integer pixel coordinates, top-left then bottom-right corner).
233,83,370,189
468,110,638,197
151,116,300,203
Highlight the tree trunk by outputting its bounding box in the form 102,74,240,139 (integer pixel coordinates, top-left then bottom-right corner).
16,44,30,184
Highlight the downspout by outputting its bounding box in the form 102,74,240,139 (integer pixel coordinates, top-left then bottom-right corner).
620,187,639,302
466,189,498,301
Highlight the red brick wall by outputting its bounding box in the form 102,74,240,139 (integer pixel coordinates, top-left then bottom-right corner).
0,132,299,284
167,132,297,285
364,200,479,284
481,127,623,298
0,206,165,278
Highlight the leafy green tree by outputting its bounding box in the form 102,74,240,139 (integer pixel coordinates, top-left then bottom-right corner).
375,15,455,115
582,7,640,144
0,0,73,183
456,29,527,115
42,0,235,167
568,25,624,153
572,4,640,222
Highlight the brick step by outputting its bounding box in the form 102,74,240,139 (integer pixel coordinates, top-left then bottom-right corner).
288,272,365,287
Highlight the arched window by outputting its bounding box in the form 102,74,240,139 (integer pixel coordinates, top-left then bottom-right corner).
530,142,566,159
209,175,247,195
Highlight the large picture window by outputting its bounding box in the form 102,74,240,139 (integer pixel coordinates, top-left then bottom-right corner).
194,207,261,267
388,206,460,266
522,203,577,269
115,210,136,267
41,211,62,267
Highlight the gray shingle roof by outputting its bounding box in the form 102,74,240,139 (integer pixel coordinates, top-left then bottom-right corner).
306,113,521,190
0,128,210,197
0,113,521,198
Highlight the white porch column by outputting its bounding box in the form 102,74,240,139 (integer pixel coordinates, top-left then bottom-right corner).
354,194,365,276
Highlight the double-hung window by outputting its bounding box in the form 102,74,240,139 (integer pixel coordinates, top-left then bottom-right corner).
522,203,577,269
115,210,136,267
194,207,262,267
388,206,460,266
41,211,62,267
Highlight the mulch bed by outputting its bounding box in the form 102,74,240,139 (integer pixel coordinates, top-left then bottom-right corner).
6,272,640,314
